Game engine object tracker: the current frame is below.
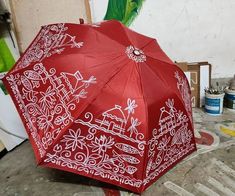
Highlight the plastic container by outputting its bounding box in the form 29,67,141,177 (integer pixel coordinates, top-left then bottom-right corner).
205,92,225,115
224,87,235,111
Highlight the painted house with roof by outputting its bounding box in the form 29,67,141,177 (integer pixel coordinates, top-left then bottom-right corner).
158,107,176,134
96,105,127,134
52,70,83,102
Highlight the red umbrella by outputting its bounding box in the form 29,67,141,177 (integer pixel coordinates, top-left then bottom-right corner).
3,20,196,193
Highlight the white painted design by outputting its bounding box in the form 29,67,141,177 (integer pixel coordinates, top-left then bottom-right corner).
125,165,138,175
208,176,235,196
115,143,144,157
216,171,235,190
61,129,85,152
31,97,194,189
7,70,196,189
76,98,145,148
125,45,146,63
13,23,83,72
113,150,140,164
44,98,144,188
164,181,195,196
221,175,235,190
211,158,235,178
144,98,195,185
6,63,96,157
45,133,142,188
96,105,127,134
175,71,192,120
194,183,220,196
89,135,115,154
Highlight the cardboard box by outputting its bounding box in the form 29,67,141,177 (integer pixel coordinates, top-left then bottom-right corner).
176,62,211,107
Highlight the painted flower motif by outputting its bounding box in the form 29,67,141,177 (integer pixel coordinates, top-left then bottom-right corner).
157,135,170,151
176,110,188,123
39,86,56,111
61,129,85,152
127,117,141,137
37,109,54,131
125,98,138,115
54,113,69,126
89,135,115,155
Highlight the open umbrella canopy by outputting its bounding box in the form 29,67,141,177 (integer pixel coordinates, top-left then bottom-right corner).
2,20,196,193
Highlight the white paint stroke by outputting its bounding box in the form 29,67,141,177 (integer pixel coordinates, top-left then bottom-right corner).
164,181,194,196
194,183,220,196
216,140,235,149
211,158,235,178
208,176,235,196
194,129,201,138
183,140,235,163
215,171,235,191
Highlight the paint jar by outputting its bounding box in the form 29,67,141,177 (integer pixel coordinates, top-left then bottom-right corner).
205,93,225,115
224,87,235,111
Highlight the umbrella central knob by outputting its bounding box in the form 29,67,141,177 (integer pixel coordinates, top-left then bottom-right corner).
133,49,141,56
125,45,146,63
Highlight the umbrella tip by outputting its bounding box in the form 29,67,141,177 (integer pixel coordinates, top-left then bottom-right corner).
79,18,84,24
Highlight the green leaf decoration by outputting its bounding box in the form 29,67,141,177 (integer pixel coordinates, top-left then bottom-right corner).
104,0,144,26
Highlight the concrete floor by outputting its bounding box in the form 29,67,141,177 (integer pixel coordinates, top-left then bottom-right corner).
1,108,235,196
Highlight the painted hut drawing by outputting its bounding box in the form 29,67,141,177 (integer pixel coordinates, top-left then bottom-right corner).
53,70,84,101
96,105,127,134
158,106,176,134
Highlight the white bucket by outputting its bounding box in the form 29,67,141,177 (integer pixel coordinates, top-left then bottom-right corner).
205,92,225,115
224,88,235,111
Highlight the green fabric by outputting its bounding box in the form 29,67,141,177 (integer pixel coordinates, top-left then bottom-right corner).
0,82,8,95
104,0,144,26
0,38,15,72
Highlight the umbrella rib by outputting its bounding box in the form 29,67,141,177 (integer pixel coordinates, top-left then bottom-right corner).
141,39,176,66
147,55,175,66
49,53,125,114
144,59,193,123
109,61,136,99
121,22,156,48
90,26,130,48
143,60,170,88
145,61,191,114
135,63,150,184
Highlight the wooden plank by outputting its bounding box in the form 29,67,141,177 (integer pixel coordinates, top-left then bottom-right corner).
84,0,92,23
9,0,88,52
